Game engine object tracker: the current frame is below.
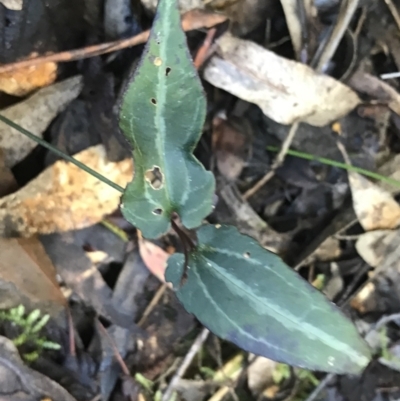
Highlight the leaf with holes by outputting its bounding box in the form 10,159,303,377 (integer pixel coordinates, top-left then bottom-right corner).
165,225,372,374
119,0,215,239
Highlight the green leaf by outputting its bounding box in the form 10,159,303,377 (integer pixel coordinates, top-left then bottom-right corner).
119,0,215,239
165,225,372,374
26,309,41,325
32,314,50,333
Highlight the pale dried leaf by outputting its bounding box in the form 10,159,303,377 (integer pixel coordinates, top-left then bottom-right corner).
356,230,397,268
203,34,360,126
348,172,400,231
0,76,82,168
377,153,400,194
0,237,65,316
247,356,277,396
0,62,57,96
0,0,22,9
0,145,133,236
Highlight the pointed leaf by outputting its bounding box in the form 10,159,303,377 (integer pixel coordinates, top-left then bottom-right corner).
165,225,371,374
119,0,215,239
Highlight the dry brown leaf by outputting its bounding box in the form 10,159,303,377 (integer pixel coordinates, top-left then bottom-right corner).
0,237,65,316
348,172,400,231
355,229,397,268
0,145,133,237
138,238,171,284
0,75,82,168
349,71,400,116
0,61,57,96
203,34,360,126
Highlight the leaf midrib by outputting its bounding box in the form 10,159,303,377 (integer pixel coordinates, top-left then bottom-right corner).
194,246,366,364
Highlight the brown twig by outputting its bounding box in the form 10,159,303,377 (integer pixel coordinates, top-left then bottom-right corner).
194,28,217,69
97,320,130,376
67,308,76,357
137,283,168,327
0,10,227,74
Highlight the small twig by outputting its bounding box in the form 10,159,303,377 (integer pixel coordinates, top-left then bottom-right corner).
243,122,299,199
336,139,352,165
97,320,130,376
67,308,76,357
314,0,360,71
162,328,210,401
137,284,168,327
337,262,370,306
0,11,226,74
303,373,335,401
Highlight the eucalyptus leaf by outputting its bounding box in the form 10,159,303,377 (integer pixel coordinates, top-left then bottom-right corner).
165,225,372,374
119,0,215,239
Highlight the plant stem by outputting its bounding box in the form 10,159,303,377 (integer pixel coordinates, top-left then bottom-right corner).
267,146,400,189
0,114,125,193
171,218,195,286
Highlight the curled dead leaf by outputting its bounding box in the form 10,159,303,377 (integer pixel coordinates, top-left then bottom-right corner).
203,34,360,126
0,145,133,237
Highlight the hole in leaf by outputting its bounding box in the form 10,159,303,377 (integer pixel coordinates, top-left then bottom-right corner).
165,67,171,76
151,98,157,105
153,208,162,215
145,166,164,189
244,252,251,258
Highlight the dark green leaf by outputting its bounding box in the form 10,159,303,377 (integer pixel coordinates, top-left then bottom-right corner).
119,0,215,239
165,225,371,374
